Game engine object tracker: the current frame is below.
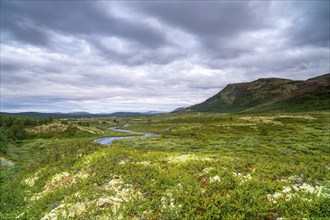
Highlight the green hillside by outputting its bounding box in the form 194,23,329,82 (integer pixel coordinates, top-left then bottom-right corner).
188,73,330,113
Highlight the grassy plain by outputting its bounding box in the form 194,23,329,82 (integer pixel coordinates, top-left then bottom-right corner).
1,112,329,219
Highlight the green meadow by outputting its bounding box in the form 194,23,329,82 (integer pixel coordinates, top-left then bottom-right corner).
1,112,329,219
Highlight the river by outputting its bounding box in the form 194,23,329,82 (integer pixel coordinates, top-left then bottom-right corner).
93,127,159,146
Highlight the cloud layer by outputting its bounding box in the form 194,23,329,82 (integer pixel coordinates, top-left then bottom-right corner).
1,1,329,113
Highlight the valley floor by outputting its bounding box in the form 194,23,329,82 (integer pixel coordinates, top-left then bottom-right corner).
1,112,329,219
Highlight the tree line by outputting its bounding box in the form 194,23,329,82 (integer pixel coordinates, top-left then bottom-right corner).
0,115,53,153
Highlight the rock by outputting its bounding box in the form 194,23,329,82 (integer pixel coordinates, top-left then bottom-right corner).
0,157,15,167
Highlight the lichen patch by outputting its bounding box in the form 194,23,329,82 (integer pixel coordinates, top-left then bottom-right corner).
267,183,329,203
166,154,213,163
29,171,89,201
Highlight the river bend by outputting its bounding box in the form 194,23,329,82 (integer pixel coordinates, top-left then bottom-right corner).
93,127,159,146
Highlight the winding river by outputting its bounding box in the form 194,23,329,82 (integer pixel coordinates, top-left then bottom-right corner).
93,127,159,146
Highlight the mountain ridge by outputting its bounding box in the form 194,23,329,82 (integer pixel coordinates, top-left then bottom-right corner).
187,73,330,113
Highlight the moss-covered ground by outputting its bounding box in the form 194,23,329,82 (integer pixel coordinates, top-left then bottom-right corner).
1,112,329,219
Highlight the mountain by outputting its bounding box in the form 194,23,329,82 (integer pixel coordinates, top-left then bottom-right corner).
0,111,166,119
142,111,167,115
172,107,187,113
0,112,68,119
108,112,143,117
187,73,330,113
62,112,91,116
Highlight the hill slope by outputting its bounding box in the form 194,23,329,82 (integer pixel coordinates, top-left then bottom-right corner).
188,73,330,113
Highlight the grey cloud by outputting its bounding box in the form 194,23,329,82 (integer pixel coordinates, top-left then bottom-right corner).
130,1,329,63
207,46,329,78
1,63,21,73
97,45,184,66
1,71,35,85
1,1,167,48
130,1,271,59
287,1,330,47
88,36,185,66
132,2,268,38
2,17,49,46
1,1,329,113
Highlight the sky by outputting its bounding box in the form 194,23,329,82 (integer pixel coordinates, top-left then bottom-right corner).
1,1,329,113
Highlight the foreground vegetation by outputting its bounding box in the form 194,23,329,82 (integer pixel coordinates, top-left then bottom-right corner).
1,112,329,219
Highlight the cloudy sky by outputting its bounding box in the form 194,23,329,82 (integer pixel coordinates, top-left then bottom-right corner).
1,1,329,113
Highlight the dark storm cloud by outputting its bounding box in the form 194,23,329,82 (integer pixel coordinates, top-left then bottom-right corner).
131,1,271,58
133,2,268,37
286,1,330,47
1,17,49,46
2,1,167,48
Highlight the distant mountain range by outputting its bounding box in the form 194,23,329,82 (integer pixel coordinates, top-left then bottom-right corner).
0,111,167,119
2,74,329,118
186,73,330,113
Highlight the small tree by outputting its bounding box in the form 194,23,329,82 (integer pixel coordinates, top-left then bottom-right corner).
48,116,54,124
0,128,9,153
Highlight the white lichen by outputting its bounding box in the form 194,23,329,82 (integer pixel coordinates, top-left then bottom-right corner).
160,183,183,212
118,160,127,165
0,157,15,167
23,176,39,187
135,161,151,166
267,183,329,203
210,175,221,183
50,172,70,184
29,171,89,201
40,203,69,220
202,167,214,174
233,172,252,183
99,175,143,213
41,176,141,219
166,154,213,163
22,170,43,187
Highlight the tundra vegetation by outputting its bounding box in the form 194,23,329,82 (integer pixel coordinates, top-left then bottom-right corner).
0,112,329,219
